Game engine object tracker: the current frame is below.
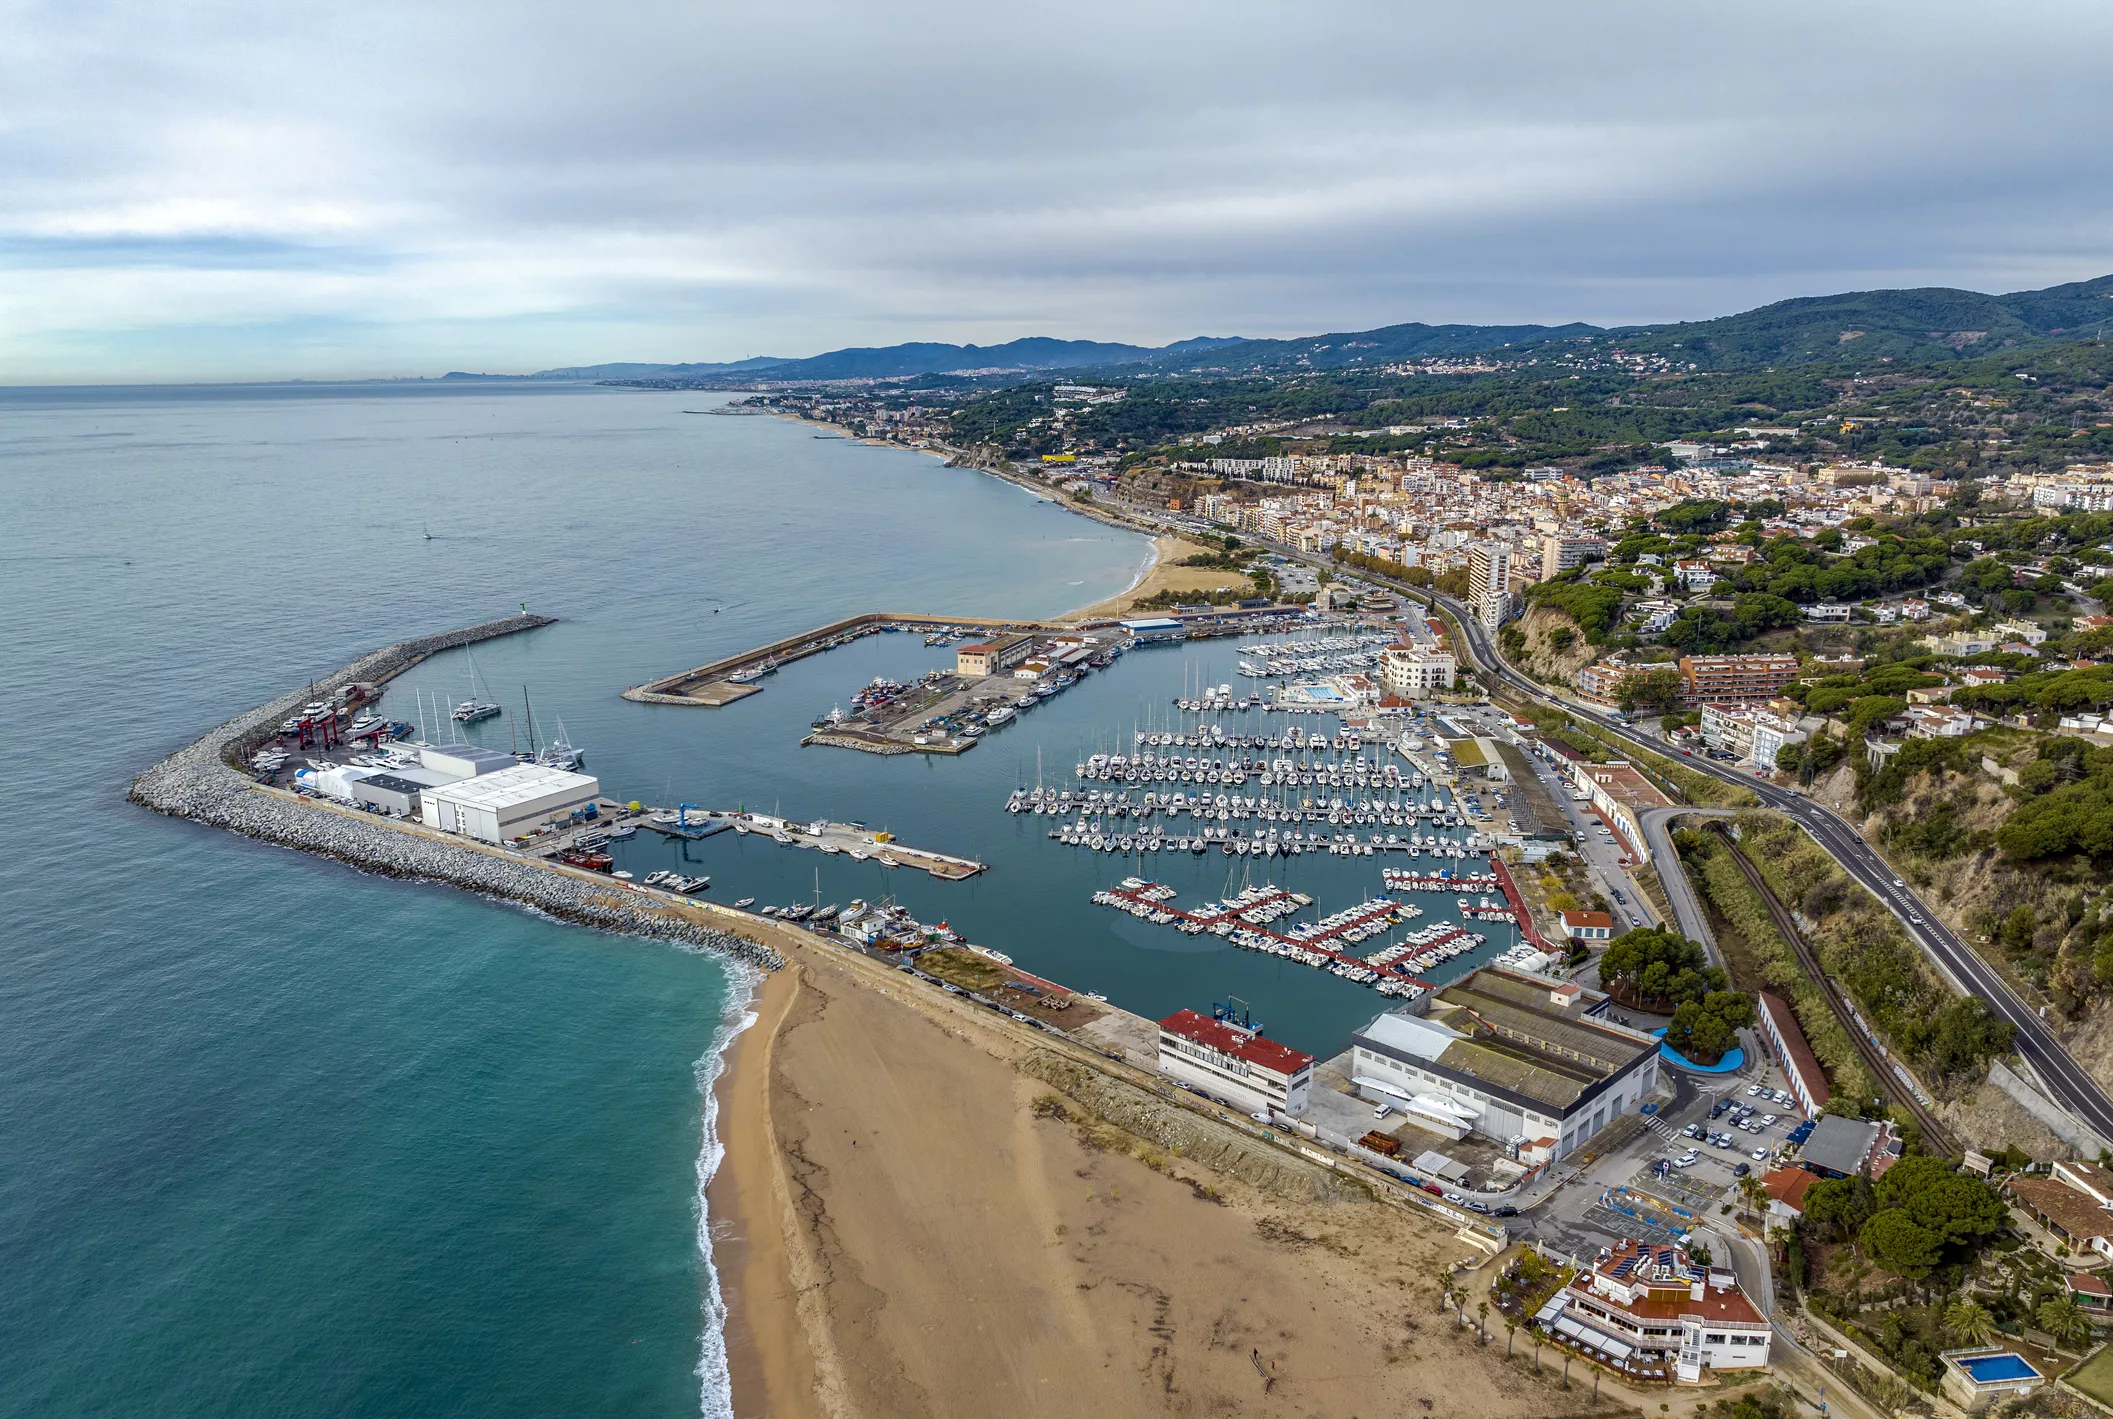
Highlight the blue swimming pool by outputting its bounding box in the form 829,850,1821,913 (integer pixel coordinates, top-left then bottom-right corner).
1961,1353,2039,1383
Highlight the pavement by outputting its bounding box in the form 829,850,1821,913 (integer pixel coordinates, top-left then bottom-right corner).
1638,805,1737,957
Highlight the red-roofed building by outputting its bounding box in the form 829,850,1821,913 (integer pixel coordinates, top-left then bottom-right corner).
1561,909,1616,942
1157,1010,1315,1117
1762,1166,1818,1220
1542,1238,1771,1383
1754,993,1831,1115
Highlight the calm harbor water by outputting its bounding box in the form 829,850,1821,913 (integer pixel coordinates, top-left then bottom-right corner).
0,381,1505,1415
0,383,1143,1417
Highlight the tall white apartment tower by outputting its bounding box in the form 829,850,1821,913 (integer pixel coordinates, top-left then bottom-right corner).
1468,541,1513,629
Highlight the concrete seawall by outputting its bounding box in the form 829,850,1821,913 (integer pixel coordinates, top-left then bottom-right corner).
129,612,784,974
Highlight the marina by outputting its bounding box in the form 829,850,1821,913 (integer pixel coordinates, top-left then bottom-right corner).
339,594,1523,1056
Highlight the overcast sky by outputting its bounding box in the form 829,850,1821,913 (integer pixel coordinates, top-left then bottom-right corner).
5,1,2111,382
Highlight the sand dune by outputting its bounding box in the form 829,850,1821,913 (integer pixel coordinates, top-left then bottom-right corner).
712,937,1624,1419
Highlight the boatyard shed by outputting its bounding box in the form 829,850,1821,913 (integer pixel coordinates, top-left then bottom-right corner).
955,634,1033,677
420,763,600,843
350,772,425,816
418,743,520,781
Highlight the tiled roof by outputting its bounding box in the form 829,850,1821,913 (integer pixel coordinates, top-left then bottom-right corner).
1159,1010,1313,1075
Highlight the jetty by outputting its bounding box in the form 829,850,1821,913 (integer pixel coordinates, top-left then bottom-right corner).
125,612,785,975
623,612,1057,707
730,813,986,879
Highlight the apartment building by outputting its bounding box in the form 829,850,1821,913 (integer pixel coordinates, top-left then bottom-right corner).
1380,646,1457,698
1677,654,1802,707
1541,1239,1771,1383
1468,541,1513,630
1541,535,1608,579
1157,1010,1314,1116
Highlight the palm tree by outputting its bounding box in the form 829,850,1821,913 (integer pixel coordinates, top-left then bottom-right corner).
1506,1316,1519,1358
1739,1174,1769,1223
1433,1264,1455,1314
1478,1299,1489,1344
1946,1298,1996,1347
2038,1297,2093,1350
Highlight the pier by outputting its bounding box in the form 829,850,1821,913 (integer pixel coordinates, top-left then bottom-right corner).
622,611,1058,707
729,813,986,879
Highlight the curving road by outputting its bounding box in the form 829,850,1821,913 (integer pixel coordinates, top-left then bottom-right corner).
1637,806,1736,960
1423,586,2113,1147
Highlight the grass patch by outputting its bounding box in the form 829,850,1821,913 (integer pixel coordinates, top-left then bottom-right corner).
918,946,1004,992
2066,1341,2113,1408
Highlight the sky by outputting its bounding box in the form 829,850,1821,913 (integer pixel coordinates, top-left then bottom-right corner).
5,1,2112,383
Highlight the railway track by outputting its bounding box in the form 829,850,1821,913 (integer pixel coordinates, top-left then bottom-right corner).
1711,828,1956,1156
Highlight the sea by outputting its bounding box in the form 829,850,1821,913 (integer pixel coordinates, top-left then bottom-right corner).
0,382,1505,1415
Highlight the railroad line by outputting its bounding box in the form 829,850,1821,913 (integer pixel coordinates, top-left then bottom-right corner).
1711,828,1955,1156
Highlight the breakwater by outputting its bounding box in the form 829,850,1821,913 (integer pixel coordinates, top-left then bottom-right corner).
129,612,783,973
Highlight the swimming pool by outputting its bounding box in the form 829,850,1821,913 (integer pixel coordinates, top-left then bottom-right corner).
1960,1353,2040,1384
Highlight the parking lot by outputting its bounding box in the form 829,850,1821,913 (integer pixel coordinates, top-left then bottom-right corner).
1641,1080,1812,1191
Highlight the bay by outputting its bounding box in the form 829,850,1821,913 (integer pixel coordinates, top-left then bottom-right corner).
0,383,1144,1417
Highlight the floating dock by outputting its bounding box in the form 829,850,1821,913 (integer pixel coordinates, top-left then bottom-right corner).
1092,880,1438,996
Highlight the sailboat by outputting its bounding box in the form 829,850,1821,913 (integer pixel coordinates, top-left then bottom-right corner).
451,650,502,722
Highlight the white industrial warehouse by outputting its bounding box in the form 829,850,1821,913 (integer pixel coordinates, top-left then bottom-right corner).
420,763,601,843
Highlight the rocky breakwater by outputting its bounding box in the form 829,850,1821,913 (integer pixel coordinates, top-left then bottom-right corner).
128,613,784,974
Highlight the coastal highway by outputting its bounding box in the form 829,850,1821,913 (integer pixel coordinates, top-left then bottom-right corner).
1421,585,2113,1147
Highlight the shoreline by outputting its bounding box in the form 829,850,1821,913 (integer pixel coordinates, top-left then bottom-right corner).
705,965,815,1419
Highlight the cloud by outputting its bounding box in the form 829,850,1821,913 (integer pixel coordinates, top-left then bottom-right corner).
3,0,2111,380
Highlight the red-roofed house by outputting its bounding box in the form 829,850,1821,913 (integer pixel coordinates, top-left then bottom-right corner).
1561,910,1616,943
1763,1166,1818,1221
1157,1010,1315,1117
1542,1238,1771,1383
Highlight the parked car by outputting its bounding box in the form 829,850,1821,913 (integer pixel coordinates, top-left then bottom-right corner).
1733,1162,1751,1177
1750,1147,1770,1161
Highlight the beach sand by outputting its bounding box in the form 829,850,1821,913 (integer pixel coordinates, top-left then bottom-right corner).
1062,534,1248,622
711,937,1621,1419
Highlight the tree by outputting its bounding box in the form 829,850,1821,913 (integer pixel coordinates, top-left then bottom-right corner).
1478,1299,1489,1344
1875,1155,2007,1247
1802,1175,1877,1242
2038,1297,2093,1348
1506,1316,1518,1358
1619,667,1686,714
1859,1208,1943,1279
1945,1298,1996,1346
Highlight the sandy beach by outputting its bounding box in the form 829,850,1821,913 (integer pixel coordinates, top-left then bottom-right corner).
708,932,1623,1419
1062,534,1248,622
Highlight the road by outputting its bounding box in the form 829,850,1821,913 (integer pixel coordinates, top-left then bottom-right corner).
1638,805,1736,959
1425,584,2113,1147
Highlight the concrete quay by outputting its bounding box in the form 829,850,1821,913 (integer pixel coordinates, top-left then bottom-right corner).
623,611,1057,708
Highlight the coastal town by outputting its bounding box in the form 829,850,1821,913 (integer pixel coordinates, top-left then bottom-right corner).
126,379,2113,1419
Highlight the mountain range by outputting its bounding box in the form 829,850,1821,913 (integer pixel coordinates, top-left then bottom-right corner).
442,273,2113,385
